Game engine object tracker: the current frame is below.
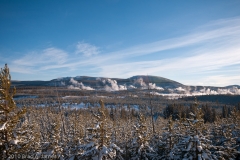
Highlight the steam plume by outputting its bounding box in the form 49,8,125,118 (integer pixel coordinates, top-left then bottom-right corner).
68,78,94,90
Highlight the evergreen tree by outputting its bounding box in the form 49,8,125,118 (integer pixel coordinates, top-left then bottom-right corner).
156,115,181,159
78,99,123,160
0,64,27,159
127,113,159,159
211,108,240,159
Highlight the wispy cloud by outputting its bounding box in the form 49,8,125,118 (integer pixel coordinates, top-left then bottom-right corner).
194,75,240,86
11,47,68,73
95,42,240,86
9,65,35,74
96,16,240,61
90,16,240,86
75,42,100,57
7,16,240,85
13,47,68,66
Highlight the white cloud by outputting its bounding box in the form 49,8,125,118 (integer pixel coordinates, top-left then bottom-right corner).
195,75,240,87
9,47,68,74
83,16,240,63
9,65,35,74
13,47,68,66
96,36,240,86
8,17,240,85
74,18,238,87
75,42,100,57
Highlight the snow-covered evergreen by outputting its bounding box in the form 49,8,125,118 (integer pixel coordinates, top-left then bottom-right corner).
76,100,123,160
1,64,240,159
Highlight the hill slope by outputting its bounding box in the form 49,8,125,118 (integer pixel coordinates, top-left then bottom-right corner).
11,75,184,89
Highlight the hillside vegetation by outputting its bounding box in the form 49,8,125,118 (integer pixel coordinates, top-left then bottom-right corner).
1,64,240,160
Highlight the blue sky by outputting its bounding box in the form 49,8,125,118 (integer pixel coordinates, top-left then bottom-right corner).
1,0,240,86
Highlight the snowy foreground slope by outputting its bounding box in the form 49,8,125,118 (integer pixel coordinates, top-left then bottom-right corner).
1,64,240,159
1,97,240,159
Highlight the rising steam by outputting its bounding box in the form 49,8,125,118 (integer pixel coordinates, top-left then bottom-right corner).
102,78,127,92
68,78,94,90
133,78,164,90
67,77,239,96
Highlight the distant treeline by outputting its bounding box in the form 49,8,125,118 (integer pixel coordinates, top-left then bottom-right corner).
182,95,240,105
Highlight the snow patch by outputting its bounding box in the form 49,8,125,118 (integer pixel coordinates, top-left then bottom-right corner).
0,122,7,130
